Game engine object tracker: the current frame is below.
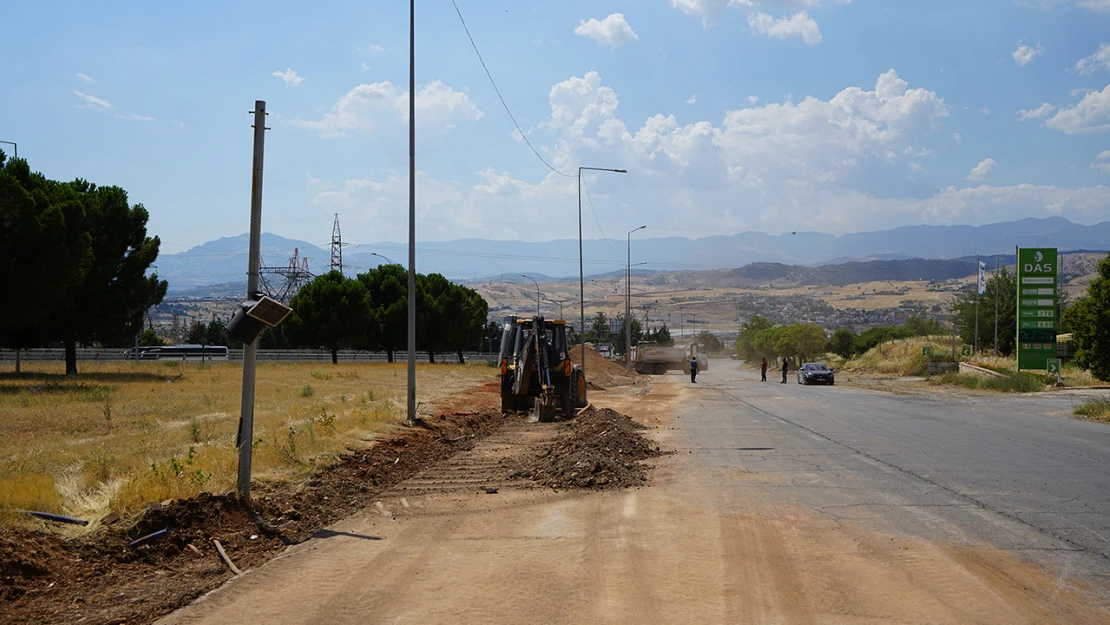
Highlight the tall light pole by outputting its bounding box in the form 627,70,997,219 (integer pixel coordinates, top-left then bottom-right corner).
371,252,394,265
578,166,626,396
626,225,646,372
521,274,541,317
0,141,16,160
406,0,417,427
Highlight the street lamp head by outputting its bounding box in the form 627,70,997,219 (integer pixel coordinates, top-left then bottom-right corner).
614,169,627,173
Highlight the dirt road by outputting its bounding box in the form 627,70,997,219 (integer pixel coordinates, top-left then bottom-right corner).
159,370,1110,624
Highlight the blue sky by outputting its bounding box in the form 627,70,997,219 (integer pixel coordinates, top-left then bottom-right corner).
3,0,1109,256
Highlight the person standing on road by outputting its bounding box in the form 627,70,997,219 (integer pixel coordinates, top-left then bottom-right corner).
689,356,699,384
760,357,768,382
781,357,789,383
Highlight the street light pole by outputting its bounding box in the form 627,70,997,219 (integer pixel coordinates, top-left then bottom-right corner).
578,166,626,397
626,225,646,372
405,0,417,427
521,274,541,318
0,141,16,160
371,252,394,265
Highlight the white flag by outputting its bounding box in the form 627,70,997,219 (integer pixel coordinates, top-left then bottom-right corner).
977,260,987,295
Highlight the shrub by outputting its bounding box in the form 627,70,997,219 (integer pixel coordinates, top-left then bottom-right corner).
1075,395,1110,421
300,384,315,398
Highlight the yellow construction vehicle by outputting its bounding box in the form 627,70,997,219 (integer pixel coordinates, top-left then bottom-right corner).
498,315,587,421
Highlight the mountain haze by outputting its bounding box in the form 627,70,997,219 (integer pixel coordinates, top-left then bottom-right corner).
156,218,1110,291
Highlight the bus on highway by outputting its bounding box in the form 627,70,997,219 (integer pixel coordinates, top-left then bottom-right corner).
124,345,229,361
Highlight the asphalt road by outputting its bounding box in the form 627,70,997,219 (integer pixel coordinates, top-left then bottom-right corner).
690,360,1110,597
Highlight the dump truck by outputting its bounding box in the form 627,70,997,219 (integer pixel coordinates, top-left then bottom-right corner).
630,343,708,375
498,315,587,421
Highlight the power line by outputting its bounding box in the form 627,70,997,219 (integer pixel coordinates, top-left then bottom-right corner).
581,174,619,252
449,0,573,178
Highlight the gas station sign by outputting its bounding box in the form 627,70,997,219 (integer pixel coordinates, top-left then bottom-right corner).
1016,248,1057,371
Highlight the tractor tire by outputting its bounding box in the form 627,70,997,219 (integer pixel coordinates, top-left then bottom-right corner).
654,363,668,375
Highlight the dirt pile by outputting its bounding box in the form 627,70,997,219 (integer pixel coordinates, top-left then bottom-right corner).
510,407,661,489
0,403,505,625
570,345,638,389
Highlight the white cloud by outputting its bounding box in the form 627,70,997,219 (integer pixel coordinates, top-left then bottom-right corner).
292,80,483,137
687,94,698,104
967,158,998,180
748,95,760,105
1022,0,1110,10
313,68,1110,241
76,72,94,83
273,68,304,87
953,132,962,143
115,114,156,122
1094,150,1110,175
1017,102,1056,120
73,90,113,110
361,62,371,72
671,0,847,27
364,44,384,52
1045,84,1110,134
574,13,638,48
1076,43,1110,75
171,121,185,128
1012,42,1044,67
980,108,990,116
748,11,822,44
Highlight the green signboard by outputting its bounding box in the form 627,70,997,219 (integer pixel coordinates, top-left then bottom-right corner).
922,346,932,356
961,344,972,356
1016,248,1058,370
1046,358,1061,375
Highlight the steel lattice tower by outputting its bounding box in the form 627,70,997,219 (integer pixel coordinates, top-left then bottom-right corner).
330,213,343,273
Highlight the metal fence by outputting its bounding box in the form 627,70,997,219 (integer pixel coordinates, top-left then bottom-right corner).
0,348,499,364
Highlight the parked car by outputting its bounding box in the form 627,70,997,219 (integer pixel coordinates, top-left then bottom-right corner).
797,362,835,385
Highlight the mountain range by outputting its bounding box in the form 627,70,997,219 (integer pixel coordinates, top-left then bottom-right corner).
155,217,1110,291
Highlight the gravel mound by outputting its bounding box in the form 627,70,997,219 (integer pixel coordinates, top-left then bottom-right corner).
511,407,661,489
570,345,638,389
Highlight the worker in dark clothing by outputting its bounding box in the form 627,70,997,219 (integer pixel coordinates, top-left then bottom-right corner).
760,357,768,382
689,356,699,383
781,357,789,383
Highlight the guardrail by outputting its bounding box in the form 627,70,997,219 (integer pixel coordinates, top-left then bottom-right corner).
0,349,500,364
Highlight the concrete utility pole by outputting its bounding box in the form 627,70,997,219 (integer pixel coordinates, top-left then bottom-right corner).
626,226,645,371
237,100,268,502
578,166,626,396
406,0,417,426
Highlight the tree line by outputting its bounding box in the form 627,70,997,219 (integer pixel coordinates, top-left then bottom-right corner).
280,267,489,364
0,153,166,374
733,317,828,363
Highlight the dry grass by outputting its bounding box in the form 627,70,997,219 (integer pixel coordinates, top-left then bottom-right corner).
838,336,955,376
0,361,493,527
1075,395,1110,422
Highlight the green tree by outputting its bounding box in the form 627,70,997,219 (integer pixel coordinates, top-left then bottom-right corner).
588,312,611,345
0,154,94,371
646,323,674,347
138,330,163,346
791,323,827,361
612,314,644,355
205,320,231,347
735,315,774,361
905,316,944,337
828,328,856,358
52,180,166,374
186,321,207,345
1064,253,1110,381
357,264,407,362
284,271,370,364
452,286,489,363
693,330,723,355
950,268,1017,355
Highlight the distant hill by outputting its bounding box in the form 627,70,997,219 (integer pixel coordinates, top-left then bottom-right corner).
156,217,1110,290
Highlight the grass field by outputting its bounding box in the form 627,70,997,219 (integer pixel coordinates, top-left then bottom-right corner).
0,361,494,528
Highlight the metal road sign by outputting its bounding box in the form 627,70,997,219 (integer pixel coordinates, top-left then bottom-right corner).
961,344,972,356
922,346,933,356
1016,248,1058,371
1046,358,1061,374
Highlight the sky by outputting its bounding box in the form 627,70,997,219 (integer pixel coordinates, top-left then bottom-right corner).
3,0,1110,257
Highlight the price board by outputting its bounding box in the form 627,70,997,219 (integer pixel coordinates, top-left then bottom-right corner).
1016,248,1057,370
